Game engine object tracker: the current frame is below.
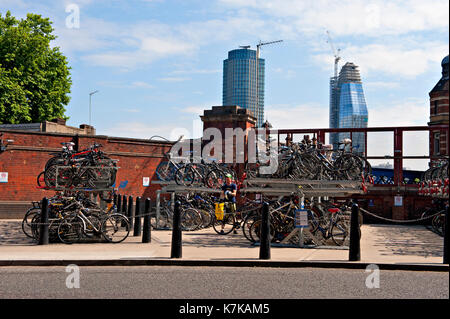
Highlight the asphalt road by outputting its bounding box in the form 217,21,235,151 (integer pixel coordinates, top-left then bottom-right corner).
0,265,448,300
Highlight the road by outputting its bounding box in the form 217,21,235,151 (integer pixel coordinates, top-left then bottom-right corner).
0,266,447,299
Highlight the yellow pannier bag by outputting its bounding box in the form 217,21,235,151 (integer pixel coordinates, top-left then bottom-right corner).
215,202,224,221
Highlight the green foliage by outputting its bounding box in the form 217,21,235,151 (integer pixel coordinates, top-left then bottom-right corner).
0,11,71,124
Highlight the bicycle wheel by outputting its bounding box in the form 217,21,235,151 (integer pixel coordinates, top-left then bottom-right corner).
181,208,203,231
248,219,275,243
197,209,213,228
36,171,46,188
22,207,41,238
101,213,130,243
82,213,103,238
156,161,175,181
175,165,195,186
330,218,350,246
151,208,171,229
242,212,260,243
212,213,236,235
57,214,84,244
205,169,226,189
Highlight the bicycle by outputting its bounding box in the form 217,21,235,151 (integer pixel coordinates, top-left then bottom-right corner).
57,203,130,244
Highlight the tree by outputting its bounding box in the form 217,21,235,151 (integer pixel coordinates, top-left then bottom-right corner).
0,11,71,124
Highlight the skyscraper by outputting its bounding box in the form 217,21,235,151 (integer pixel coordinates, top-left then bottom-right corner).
329,62,368,154
223,47,265,127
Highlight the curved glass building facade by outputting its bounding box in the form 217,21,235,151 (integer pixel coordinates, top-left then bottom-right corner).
329,62,368,154
223,48,265,127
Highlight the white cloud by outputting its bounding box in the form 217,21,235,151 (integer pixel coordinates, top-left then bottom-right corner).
368,98,429,127
314,41,448,78
158,77,191,82
219,0,449,37
265,103,329,129
99,122,178,140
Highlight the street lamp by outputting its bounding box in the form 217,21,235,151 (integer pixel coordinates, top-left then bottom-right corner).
89,90,99,126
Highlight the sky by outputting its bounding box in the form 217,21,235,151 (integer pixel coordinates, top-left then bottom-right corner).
1,0,449,170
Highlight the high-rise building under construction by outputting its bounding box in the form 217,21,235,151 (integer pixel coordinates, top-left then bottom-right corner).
329,62,368,154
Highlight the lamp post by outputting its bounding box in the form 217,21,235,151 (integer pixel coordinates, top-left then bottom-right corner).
89,90,99,126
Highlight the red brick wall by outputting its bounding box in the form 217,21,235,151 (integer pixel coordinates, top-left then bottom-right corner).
429,87,449,157
0,130,173,204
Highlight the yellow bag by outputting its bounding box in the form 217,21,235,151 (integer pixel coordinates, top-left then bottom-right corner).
215,203,224,221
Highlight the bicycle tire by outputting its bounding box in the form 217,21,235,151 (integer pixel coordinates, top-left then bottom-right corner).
57,214,84,244
205,169,226,189
101,213,130,243
248,219,275,243
156,161,175,181
181,208,203,231
22,207,41,238
242,212,260,243
151,208,171,229
212,213,236,235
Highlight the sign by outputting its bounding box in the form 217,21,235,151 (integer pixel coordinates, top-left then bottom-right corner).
0,172,7,183
143,177,150,187
295,209,309,228
394,196,403,207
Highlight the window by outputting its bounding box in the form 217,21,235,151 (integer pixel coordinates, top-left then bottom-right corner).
434,132,440,155
434,100,439,115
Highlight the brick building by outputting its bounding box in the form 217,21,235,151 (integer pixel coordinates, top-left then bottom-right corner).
0,129,173,218
429,55,449,158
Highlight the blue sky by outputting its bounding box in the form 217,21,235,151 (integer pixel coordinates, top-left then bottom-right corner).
1,0,449,169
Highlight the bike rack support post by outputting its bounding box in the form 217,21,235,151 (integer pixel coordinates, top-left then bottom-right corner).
142,198,151,243
444,206,448,264
127,196,134,228
156,190,161,229
171,200,182,258
259,202,271,260
133,197,142,237
349,202,361,261
38,197,49,245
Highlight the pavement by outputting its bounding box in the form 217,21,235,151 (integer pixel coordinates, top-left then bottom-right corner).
0,219,448,271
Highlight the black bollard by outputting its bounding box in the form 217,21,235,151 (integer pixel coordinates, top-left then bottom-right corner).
38,197,49,245
170,201,182,258
134,197,142,237
444,206,448,264
259,202,271,260
142,198,151,243
349,202,361,261
113,194,117,207
117,195,122,213
127,196,134,228
122,195,127,215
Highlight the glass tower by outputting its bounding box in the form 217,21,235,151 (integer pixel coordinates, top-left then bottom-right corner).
223,48,265,127
329,62,368,155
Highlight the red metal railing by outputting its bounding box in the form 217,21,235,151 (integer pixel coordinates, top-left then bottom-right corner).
264,125,449,186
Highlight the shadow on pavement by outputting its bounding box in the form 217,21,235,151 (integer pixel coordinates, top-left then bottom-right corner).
368,224,444,258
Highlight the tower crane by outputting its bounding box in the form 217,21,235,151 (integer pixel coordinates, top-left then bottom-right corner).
256,39,283,59
254,40,283,127
326,30,341,78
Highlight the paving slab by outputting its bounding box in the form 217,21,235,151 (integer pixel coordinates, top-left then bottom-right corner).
0,220,447,270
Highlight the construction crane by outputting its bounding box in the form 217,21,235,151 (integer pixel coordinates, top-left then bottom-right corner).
254,39,283,127
326,30,341,78
256,39,283,59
